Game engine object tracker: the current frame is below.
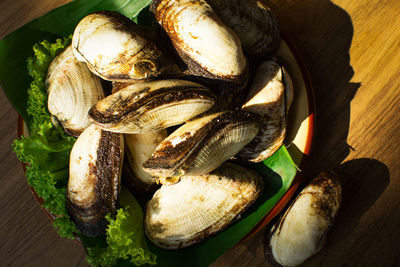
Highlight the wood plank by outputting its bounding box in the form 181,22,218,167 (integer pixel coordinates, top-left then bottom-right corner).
1,0,400,266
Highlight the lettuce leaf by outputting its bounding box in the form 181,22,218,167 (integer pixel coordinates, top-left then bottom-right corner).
26,37,72,135
13,36,78,238
86,188,157,266
13,35,157,265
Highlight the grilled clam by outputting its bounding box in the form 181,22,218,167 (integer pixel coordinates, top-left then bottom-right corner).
66,124,123,237
265,172,342,266
88,79,216,134
151,0,248,85
206,0,280,57
236,59,293,162
123,130,167,194
46,45,104,137
145,162,263,249
142,110,260,184
72,11,177,82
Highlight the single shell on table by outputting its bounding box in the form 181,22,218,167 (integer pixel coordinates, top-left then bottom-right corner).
72,11,177,82
206,0,280,57
123,130,168,195
151,0,248,85
145,162,263,249
236,59,293,162
265,172,342,266
66,124,124,237
46,45,104,137
88,79,216,134
142,110,260,184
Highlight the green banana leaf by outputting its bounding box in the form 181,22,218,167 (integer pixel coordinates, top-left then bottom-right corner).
0,0,298,266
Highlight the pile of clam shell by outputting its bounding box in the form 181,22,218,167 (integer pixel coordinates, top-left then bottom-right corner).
46,0,295,248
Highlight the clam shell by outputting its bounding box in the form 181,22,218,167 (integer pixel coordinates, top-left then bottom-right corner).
145,162,263,249
265,172,342,266
46,46,104,136
88,79,216,134
151,0,247,84
236,59,294,162
206,0,280,57
142,110,260,184
123,130,167,195
72,11,177,81
66,124,124,237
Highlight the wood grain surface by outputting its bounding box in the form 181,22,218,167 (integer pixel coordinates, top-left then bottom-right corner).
1,0,399,266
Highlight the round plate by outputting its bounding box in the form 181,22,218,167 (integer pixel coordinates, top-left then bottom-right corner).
240,35,315,242
17,34,315,246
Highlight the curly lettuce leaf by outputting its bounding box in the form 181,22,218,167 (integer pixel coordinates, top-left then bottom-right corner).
13,36,78,238
26,37,72,135
85,188,157,266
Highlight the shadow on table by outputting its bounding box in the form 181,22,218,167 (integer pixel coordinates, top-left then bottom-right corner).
332,158,390,242
212,0,365,265
267,0,361,177
304,158,390,266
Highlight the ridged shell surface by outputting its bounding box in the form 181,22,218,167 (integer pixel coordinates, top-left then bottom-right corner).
72,11,175,81
206,0,280,56
237,59,293,162
151,0,247,82
88,79,216,134
142,110,260,184
46,46,104,136
145,162,263,249
265,172,342,266
66,124,123,237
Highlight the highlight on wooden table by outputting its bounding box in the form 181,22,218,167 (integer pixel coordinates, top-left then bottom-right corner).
0,0,399,266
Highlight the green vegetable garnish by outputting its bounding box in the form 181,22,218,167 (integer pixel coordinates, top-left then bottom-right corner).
86,188,156,266
12,35,156,266
13,36,78,238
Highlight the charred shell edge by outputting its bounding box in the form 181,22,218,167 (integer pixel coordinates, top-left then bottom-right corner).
88,85,216,125
150,0,248,85
66,130,123,237
264,172,342,266
73,10,176,82
142,110,261,178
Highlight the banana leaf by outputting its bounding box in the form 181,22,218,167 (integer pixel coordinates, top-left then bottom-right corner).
0,0,298,266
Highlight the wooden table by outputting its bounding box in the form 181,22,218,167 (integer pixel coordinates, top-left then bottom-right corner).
1,0,399,266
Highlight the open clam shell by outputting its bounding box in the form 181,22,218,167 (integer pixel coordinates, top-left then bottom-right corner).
151,0,247,85
46,45,104,137
236,59,294,162
265,172,342,266
145,162,263,249
206,0,280,57
66,124,124,237
88,79,216,134
142,110,260,184
72,11,177,82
